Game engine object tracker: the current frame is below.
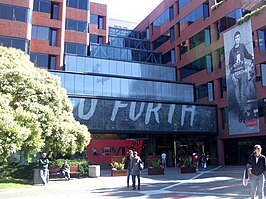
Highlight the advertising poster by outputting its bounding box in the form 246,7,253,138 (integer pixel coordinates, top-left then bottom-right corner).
223,20,259,134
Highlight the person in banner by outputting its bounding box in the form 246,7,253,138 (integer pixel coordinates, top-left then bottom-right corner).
228,31,254,123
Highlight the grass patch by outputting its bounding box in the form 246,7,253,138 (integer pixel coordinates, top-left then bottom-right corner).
0,177,31,189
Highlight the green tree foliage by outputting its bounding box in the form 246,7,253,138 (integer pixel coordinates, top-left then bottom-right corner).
0,47,91,163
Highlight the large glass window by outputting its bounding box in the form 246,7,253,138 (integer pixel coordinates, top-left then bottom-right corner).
67,0,89,10
90,14,98,24
0,3,30,22
153,9,170,30
0,36,29,54
219,9,249,33
258,29,266,52
49,29,57,46
65,42,87,56
179,0,190,10
153,29,170,49
181,54,213,79
33,0,51,13
30,53,49,68
66,19,88,32
32,25,50,40
180,2,209,28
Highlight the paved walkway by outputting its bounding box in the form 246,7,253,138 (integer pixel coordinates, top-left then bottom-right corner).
0,166,257,199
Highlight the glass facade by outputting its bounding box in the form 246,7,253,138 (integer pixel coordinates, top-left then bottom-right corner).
65,55,176,81
32,25,50,40
189,27,211,49
262,63,266,87
109,36,150,50
0,36,29,54
90,44,162,64
52,71,193,102
70,97,217,133
0,3,31,23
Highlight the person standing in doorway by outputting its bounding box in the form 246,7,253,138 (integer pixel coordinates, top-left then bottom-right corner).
124,149,133,188
247,144,266,199
39,152,49,186
161,151,166,168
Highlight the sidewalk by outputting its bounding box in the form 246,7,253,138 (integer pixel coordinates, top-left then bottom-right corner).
0,166,254,199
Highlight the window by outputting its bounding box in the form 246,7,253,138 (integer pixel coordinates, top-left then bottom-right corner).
189,27,210,49
258,29,266,52
33,0,51,13
51,2,59,20
32,25,50,40
169,5,174,20
66,19,88,32
0,36,30,54
258,99,266,123
98,36,103,44
98,16,104,30
152,29,170,49
90,34,98,43
219,9,249,33
67,0,89,10
65,42,87,56
207,82,214,101
179,0,190,10
153,9,170,30
146,27,150,40
49,29,57,46
222,108,228,128
171,49,176,64
90,14,98,24
170,27,175,42
48,55,56,69
261,63,266,87
181,55,213,79
195,84,208,99
180,2,209,28
0,3,30,22
30,53,49,68
220,76,227,98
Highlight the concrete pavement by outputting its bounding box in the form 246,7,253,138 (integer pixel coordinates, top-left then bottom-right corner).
0,166,257,199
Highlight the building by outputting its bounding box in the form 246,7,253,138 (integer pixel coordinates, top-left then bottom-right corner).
134,0,266,165
0,0,265,165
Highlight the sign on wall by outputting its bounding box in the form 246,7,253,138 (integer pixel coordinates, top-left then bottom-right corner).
223,20,260,134
86,139,143,164
70,97,217,134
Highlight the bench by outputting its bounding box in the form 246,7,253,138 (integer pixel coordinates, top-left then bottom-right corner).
49,165,81,179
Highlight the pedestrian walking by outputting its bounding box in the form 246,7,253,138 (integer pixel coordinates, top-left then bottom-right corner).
247,144,266,199
130,151,142,190
161,151,166,167
124,149,133,188
39,152,49,186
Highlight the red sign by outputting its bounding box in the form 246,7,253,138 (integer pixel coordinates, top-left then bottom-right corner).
86,139,143,164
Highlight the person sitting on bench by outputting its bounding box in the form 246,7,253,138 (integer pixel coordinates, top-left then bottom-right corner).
61,160,70,180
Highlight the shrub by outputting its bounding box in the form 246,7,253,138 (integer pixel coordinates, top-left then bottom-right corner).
49,159,89,175
151,159,161,169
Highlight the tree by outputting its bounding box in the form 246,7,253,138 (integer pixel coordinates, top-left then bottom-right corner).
0,46,91,163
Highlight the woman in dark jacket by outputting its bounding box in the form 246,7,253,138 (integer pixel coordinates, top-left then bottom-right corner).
130,151,143,190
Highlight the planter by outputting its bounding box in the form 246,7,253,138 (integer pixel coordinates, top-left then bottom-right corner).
180,167,196,173
111,169,127,176
148,167,164,175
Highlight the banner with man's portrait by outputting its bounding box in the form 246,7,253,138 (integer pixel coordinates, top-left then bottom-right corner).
223,20,260,135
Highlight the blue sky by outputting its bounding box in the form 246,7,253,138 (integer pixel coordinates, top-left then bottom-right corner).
91,0,164,23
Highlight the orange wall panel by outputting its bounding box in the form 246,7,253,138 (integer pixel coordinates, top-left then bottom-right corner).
66,8,88,21
30,39,61,55
32,12,62,29
90,2,107,16
0,20,29,39
1,0,32,8
64,31,88,44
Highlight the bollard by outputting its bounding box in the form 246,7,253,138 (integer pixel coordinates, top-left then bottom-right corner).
88,165,100,178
